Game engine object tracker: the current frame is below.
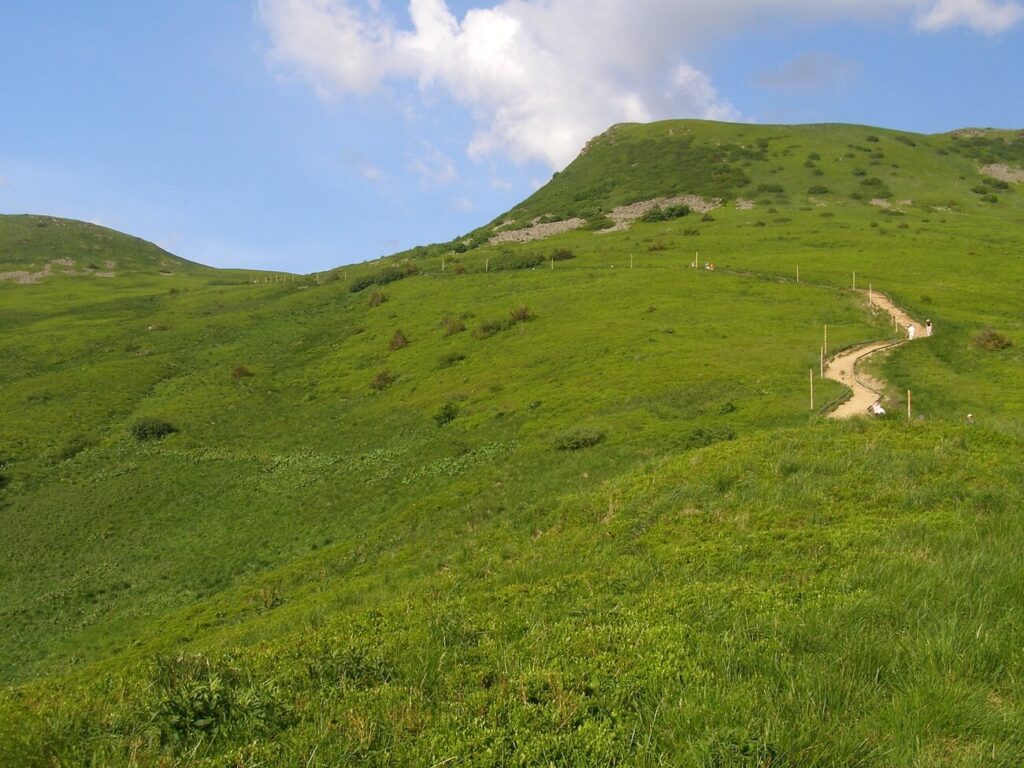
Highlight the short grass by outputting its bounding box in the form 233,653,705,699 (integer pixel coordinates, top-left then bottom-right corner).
2,119,1024,765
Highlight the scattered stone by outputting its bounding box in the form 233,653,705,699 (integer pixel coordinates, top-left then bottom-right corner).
980,164,1024,183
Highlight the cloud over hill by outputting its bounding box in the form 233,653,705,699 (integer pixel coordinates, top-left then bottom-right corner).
260,0,1023,169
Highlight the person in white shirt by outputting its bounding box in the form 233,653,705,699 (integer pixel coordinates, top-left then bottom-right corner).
907,324,916,340
926,319,933,337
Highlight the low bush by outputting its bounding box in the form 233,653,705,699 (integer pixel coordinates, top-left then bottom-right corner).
974,328,1013,351
438,352,466,368
442,316,465,337
641,205,691,223
488,251,545,271
434,402,458,427
369,370,397,391
584,215,615,231
231,364,253,380
808,185,830,195
389,330,409,351
349,261,419,293
682,426,736,450
551,248,575,261
756,183,784,194
130,417,176,442
368,291,387,307
509,305,536,323
552,429,605,451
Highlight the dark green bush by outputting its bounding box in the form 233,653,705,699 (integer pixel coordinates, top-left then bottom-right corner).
808,185,830,195
438,352,466,368
641,205,691,223
488,251,545,271
130,417,176,442
682,426,736,450
349,261,420,293
894,135,917,147
433,402,458,427
552,429,605,451
756,183,784,194
442,315,465,337
551,248,575,261
368,291,387,307
231,364,253,380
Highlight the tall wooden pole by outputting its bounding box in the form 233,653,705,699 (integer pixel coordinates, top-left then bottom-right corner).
796,264,800,283
853,271,857,290
810,369,815,411
824,324,828,354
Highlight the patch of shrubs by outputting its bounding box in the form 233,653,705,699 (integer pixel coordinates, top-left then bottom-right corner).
973,328,1013,351
130,417,176,442
756,183,785,194
389,330,409,350
438,352,466,368
434,402,458,427
641,204,691,223
369,370,397,391
551,248,576,261
442,315,465,337
488,251,545,271
552,429,605,451
231,364,253,380
808,185,830,195
368,291,387,307
349,260,420,293
584,215,615,231
474,306,536,339
682,426,736,450
894,135,917,147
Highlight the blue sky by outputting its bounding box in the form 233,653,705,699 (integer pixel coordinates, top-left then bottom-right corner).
1,1,1022,272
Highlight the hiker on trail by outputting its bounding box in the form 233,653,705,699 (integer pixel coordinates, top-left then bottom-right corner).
907,324,916,340
926,319,933,337
869,402,885,416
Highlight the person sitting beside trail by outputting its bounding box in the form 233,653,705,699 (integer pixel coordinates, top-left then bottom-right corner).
869,402,885,416
926,319,933,337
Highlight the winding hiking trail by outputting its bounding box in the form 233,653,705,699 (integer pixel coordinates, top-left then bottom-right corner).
824,290,923,419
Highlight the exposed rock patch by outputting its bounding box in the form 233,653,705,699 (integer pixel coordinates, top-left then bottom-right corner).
735,198,755,210
980,164,1024,183
598,195,721,233
489,218,586,244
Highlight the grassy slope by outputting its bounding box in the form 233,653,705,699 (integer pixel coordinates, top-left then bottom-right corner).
1,121,1023,765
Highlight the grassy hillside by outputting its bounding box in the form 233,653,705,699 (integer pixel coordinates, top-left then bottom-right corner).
1,119,1024,765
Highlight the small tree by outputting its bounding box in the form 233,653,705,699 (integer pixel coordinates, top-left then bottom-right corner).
130,417,176,441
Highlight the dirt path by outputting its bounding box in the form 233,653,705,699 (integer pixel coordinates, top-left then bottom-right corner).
824,290,923,419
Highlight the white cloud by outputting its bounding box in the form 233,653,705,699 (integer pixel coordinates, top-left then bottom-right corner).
259,0,1024,169
341,148,385,183
451,196,474,213
408,141,456,185
490,177,513,192
916,0,1024,33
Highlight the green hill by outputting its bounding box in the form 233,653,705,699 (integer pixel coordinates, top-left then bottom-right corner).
0,214,209,280
1,120,1023,766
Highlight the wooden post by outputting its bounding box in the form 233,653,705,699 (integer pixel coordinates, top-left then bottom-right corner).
485,258,489,272
695,251,699,269
820,346,824,378
630,254,634,269
810,369,815,411
442,257,445,272
550,257,554,270
824,324,828,354
869,284,873,306
853,271,856,290
907,389,912,421
796,264,800,283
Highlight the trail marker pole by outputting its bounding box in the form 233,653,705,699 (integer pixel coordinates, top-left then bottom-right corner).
820,346,824,378
442,257,445,272
810,369,815,411
485,258,489,272
824,324,828,354
630,254,634,269
869,284,873,306
796,265,800,283
550,257,554,270
853,271,857,290
908,389,912,421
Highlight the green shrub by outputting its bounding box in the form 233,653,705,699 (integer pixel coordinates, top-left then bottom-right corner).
552,429,605,451
894,135,917,147
584,215,615,231
808,185,830,195
130,417,176,441
389,330,409,350
349,261,420,293
641,205,691,223
974,328,1013,351
438,352,466,368
231,364,253,380
488,251,545,271
866,134,880,142
509,305,536,323
682,426,736,450
434,402,458,427
474,318,512,339
756,183,784,194
368,291,387,307
551,248,576,261
369,370,397,391
442,315,465,337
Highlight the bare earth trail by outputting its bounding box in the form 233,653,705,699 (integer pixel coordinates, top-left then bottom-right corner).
824,290,923,419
